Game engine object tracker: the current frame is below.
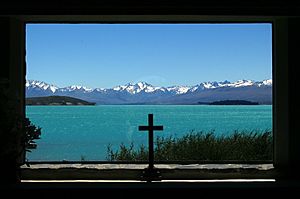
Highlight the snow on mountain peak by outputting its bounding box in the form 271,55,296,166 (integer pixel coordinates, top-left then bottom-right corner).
95,88,106,92
113,81,157,94
166,85,191,94
70,85,82,90
65,85,93,92
135,82,156,93
200,82,218,89
255,79,272,87
262,79,272,85
231,79,254,87
26,80,58,93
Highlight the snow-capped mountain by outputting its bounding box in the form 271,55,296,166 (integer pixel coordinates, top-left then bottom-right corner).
26,80,59,93
112,82,164,94
61,85,93,92
26,79,272,105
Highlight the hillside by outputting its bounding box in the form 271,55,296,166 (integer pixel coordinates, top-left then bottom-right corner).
26,96,96,105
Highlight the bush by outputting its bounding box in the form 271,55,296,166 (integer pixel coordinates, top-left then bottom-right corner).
23,117,41,152
106,130,272,161
0,88,41,159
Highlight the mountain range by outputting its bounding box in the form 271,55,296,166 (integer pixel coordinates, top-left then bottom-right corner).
26,79,272,105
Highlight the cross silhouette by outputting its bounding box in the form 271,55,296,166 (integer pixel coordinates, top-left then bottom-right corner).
138,114,163,181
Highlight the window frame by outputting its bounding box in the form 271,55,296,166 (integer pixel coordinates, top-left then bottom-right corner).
19,15,288,181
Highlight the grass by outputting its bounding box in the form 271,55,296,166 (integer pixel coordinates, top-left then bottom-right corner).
106,130,273,161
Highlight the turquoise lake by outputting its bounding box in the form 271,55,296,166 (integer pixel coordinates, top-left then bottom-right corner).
26,105,272,161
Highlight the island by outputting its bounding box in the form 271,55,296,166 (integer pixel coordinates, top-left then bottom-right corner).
207,100,259,105
26,96,96,105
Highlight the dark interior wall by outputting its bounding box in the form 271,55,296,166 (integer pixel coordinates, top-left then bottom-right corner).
273,18,290,173
0,0,299,192
0,17,25,183
274,17,300,179
0,1,297,15
0,18,9,80
288,18,300,178
0,17,25,119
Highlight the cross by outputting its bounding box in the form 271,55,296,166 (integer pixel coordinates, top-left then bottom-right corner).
138,114,163,181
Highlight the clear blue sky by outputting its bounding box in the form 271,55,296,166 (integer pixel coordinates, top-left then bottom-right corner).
26,24,272,88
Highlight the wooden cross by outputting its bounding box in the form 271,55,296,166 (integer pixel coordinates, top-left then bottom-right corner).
138,114,163,181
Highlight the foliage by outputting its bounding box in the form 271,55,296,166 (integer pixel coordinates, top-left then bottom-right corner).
106,143,148,161
0,86,41,163
23,117,41,152
106,130,273,161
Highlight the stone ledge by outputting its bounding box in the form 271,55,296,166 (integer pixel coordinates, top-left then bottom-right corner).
21,163,273,170
21,164,276,180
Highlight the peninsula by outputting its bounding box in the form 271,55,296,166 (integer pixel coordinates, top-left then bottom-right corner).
26,96,96,105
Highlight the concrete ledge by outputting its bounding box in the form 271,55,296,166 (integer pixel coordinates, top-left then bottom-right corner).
21,163,273,170
21,164,276,180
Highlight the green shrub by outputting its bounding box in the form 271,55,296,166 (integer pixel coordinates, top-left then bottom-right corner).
106,130,272,161
24,117,41,152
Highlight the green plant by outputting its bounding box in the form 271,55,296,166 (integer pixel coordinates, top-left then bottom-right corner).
0,85,41,182
23,117,41,152
106,130,273,161
0,86,41,161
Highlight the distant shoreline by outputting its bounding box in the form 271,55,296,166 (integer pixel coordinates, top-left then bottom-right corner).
25,103,271,106
25,96,267,106
204,100,259,105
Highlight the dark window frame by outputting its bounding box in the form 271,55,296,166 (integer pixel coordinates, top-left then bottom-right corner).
19,15,288,181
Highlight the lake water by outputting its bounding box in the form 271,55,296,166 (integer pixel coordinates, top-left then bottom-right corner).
26,105,272,161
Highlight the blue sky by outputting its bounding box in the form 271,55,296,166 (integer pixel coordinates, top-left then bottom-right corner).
26,24,272,88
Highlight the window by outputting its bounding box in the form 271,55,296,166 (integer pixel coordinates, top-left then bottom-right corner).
25,23,273,164
14,15,290,182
